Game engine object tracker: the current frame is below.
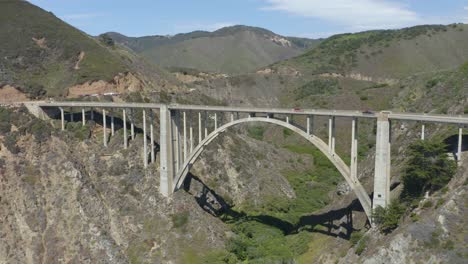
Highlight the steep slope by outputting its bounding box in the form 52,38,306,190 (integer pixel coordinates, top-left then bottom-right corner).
282,24,468,79
105,25,321,74
0,0,131,97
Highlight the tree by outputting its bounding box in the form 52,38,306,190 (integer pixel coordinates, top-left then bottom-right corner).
401,140,456,199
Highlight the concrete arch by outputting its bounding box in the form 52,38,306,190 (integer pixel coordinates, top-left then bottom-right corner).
173,117,372,218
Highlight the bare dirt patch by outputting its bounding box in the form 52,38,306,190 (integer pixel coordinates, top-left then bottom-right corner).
32,37,47,49
0,85,29,103
67,72,144,97
74,51,85,70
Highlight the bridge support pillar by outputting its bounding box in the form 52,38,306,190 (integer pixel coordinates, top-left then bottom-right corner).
70,108,74,122
458,127,463,162
198,112,202,143
82,108,85,126
59,107,64,130
111,115,115,136
103,109,107,147
130,109,135,141
123,109,128,149
351,118,358,183
373,112,391,210
183,111,187,162
421,124,425,140
160,105,174,197
150,110,155,163
143,109,147,168
328,116,336,154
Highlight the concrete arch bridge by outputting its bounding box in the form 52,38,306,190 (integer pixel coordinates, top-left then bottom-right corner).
27,101,468,223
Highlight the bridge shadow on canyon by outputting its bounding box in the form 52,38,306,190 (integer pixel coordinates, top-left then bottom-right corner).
183,174,369,240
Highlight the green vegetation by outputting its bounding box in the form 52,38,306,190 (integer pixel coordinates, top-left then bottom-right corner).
108,25,320,74
401,140,456,198
354,235,368,255
204,143,343,262
247,126,265,141
294,79,339,100
0,108,12,133
171,211,189,229
373,140,457,234
372,201,405,234
0,1,128,96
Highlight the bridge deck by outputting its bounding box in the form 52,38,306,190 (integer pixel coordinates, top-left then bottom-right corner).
28,101,468,125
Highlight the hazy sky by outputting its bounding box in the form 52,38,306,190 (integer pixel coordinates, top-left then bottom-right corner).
28,0,468,38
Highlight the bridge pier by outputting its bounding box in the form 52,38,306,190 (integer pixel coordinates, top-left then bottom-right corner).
458,127,463,162
143,109,147,168
59,107,64,130
421,123,425,140
373,112,391,210
190,112,194,152
103,109,107,147
351,118,358,183
70,108,74,122
82,108,85,126
150,110,155,163
328,116,336,154
123,109,128,149
159,105,174,197
183,111,187,161
130,109,135,141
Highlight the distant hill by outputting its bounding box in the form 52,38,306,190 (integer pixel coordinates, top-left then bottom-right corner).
104,25,321,74
0,0,132,97
281,24,468,79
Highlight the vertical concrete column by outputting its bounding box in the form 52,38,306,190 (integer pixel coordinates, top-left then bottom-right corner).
60,107,64,130
90,108,94,120
332,117,336,154
373,112,391,210
111,114,115,136
123,109,128,149
204,111,208,138
198,112,202,143
351,118,358,182
143,109,147,168
150,110,155,163
159,105,173,197
173,111,180,172
458,127,463,162
214,112,218,130
70,108,74,122
328,116,333,153
183,111,187,162
103,109,107,147
421,124,425,140
189,112,194,153
82,108,85,126
231,113,234,122
306,116,310,135
130,109,135,141
286,116,289,123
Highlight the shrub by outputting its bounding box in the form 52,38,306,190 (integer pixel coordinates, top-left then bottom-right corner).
350,231,364,246
247,126,264,141
3,133,19,154
372,201,405,234
401,140,457,198
29,119,50,142
422,200,433,208
171,211,189,229
0,108,11,133
355,236,368,255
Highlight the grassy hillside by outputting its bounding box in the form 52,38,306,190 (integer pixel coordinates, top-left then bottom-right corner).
0,0,129,97
105,25,321,74
281,24,468,78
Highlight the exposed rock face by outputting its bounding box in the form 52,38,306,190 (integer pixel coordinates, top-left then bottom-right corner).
67,72,145,97
0,123,228,263
0,85,29,103
341,161,468,264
